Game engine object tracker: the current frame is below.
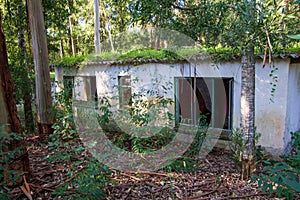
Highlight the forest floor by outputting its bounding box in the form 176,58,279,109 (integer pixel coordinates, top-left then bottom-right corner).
8,137,286,200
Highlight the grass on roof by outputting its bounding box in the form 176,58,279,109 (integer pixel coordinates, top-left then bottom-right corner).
52,46,300,68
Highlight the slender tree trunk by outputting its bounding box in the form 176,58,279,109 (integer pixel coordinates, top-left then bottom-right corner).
68,16,76,55
240,47,256,179
279,0,289,47
0,14,30,183
94,0,101,54
105,21,114,52
60,39,64,58
27,0,53,139
102,1,114,52
18,0,34,133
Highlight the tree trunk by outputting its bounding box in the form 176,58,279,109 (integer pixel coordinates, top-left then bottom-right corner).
279,0,289,47
105,20,114,52
27,0,53,139
94,0,101,54
240,47,256,179
0,13,30,183
60,39,64,58
18,0,34,133
68,16,76,55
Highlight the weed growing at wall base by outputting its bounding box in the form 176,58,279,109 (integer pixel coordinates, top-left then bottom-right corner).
252,131,300,200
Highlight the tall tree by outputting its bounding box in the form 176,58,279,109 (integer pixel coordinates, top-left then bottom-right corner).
0,12,30,183
18,0,34,132
239,0,256,180
94,0,101,54
0,0,35,132
27,0,53,138
240,47,256,179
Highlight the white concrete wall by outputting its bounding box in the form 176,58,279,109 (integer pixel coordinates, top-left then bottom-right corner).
285,63,300,153
254,60,290,155
73,77,86,101
54,58,299,155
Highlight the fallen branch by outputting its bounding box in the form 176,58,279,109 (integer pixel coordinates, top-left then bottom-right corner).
186,179,216,189
186,187,219,200
120,172,141,181
218,192,268,199
19,186,32,200
129,171,171,178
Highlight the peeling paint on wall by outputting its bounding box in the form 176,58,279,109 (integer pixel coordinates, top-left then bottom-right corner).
55,59,300,156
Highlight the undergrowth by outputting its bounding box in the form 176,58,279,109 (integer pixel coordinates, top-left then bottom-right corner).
47,81,112,199
0,131,25,199
252,130,300,200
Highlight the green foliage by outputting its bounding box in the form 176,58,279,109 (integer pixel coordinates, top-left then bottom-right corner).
183,114,209,157
47,81,78,163
52,80,77,141
288,34,300,40
252,131,300,200
97,94,176,153
54,55,86,69
86,52,121,61
0,131,24,199
163,157,201,172
118,48,182,60
269,66,279,103
275,46,300,54
46,136,111,199
229,128,261,168
52,45,300,70
47,86,111,199
287,131,300,169
53,159,111,199
229,129,245,167
205,47,240,60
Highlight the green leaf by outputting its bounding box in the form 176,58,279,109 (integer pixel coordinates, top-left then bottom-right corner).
282,177,300,192
287,34,300,40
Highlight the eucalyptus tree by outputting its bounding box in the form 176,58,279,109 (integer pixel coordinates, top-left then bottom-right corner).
94,0,101,54
220,0,299,178
27,0,53,138
109,0,131,33
0,0,34,132
129,0,176,48
43,0,80,59
0,12,30,184
17,0,34,132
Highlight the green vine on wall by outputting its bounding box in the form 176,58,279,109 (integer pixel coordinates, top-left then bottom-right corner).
269,66,279,103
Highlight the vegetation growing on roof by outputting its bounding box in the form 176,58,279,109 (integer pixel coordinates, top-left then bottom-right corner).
117,48,183,60
54,55,86,68
275,46,300,54
52,46,300,69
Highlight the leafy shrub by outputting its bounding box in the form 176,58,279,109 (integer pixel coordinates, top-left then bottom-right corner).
287,131,300,168
97,95,176,153
163,157,201,172
252,131,300,200
229,128,261,169
0,131,25,199
52,78,77,141
53,159,111,199
183,114,208,157
47,86,111,199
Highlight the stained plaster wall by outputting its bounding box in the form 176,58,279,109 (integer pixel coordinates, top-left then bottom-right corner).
54,59,298,155
285,62,300,153
255,59,290,156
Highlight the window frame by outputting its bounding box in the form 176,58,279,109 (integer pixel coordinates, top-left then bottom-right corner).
174,77,233,130
118,75,132,109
